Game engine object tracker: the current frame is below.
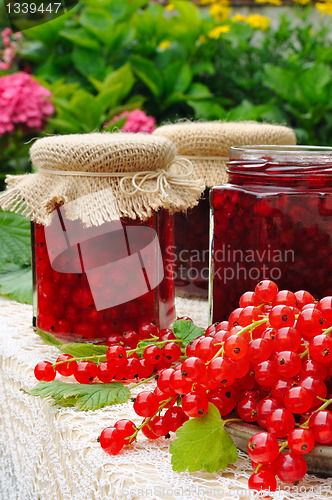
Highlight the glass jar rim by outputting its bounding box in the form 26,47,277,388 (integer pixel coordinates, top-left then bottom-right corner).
229,145,332,157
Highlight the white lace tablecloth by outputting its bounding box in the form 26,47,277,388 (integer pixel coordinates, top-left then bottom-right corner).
0,297,331,500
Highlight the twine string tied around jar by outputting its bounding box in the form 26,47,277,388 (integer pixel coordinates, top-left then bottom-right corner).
38,157,203,200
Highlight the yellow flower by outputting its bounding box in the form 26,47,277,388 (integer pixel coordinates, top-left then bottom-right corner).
166,2,175,10
292,0,311,4
158,40,172,50
231,13,247,23
246,13,270,30
255,0,282,4
199,34,207,43
199,0,215,4
208,25,231,39
209,3,231,21
316,1,332,14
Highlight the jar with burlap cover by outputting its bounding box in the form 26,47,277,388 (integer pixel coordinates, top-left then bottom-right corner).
0,132,204,227
152,121,297,300
0,133,204,343
153,121,297,187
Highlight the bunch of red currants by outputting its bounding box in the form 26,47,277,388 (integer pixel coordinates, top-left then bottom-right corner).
34,280,332,492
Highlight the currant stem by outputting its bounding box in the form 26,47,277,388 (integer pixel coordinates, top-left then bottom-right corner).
301,397,332,428
129,374,155,390
223,418,242,425
52,354,107,367
126,396,174,442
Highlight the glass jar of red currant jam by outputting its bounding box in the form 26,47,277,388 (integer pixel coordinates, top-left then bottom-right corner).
154,122,296,299
210,145,332,323
0,133,203,342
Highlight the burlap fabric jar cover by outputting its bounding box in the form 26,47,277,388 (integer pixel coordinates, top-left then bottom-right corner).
153,121,297,300
0,132,204,342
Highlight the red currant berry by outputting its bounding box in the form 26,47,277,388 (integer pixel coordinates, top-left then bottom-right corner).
182,391,209,418
164,406,189,432
122,330,139,348
99,427,124,455
254,360,279,388
288,428,315,454
114,419,136,444
294,290,315,309
309,410,332,444
55,354,77,377
96,361,116,383
274,453,307,483
296,309,325,339
266,408,295,438
207,357,237,386
133,391,159,417
139,322,158,339
181,357,206,382
141,419,159,439
157,368,175,395
255,280,278,303
273,327,301,352
272,290,296,308
284,386,313,414
149,415,171,437
239,291,260,308
269,305,295,329
162,342,181,363
248,338,273,365
34,361,56,381
317,296,332,324
224,334,248,360
106,345,127,366
256,398,281,429
237,397,258,423
74,361,98,384
247,432,279,464
195,336,220,362
309,334,332,365
276,351,302,378
248,469,277,492
144,345,163,364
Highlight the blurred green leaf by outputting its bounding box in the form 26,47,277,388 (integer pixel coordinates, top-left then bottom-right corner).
131,55,163,98
0,267,32,304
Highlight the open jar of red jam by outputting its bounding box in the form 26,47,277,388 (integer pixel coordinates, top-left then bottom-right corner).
0,132,203,342
154,122,296,300
210,145,332,323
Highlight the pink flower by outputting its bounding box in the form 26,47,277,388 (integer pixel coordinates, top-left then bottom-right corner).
0,72,55,137
1,28,12,38
107,109,156,133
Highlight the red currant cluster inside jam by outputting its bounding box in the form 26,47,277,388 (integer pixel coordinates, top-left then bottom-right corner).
33,209,174,343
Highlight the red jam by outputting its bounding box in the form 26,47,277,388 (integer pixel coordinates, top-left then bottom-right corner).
32,207,175,342
174,189,209,299
210,146,332,322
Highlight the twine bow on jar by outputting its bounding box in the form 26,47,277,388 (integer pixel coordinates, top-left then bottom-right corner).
38,157,203,201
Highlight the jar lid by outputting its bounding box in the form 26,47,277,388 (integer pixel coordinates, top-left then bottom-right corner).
153,121,296,187
0,132,204,226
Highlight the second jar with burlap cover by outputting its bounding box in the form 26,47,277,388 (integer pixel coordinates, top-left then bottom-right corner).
0,133,204,343
153,121,296,299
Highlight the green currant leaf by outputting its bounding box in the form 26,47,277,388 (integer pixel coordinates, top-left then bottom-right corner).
170,403,238,473
0,266,33,304
35,328,63,347
29,380,131,411
34,328,108,360
60,343,108,360
172,319,205,347
0,210,31,272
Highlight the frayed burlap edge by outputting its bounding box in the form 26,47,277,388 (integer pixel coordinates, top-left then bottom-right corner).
0,173,204,227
